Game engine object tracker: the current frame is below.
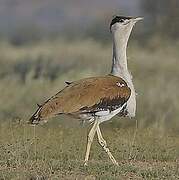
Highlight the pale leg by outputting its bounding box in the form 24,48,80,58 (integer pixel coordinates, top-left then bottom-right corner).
84,119,99,166
97,124,119,166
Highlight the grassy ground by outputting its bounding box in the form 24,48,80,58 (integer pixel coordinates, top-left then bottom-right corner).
0,121,179,179
0,39,179,179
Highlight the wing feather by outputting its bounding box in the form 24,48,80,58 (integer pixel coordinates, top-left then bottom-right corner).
30,75,131,121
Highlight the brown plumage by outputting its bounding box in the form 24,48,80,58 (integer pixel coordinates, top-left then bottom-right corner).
29,75,130,124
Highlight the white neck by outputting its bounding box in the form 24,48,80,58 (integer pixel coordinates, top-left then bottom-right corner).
110,25,136,118
111,27,130,79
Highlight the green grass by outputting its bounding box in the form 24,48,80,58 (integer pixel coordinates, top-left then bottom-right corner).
0,39,179,179
0,121,179,179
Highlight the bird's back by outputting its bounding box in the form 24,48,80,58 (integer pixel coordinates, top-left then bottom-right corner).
29,75,131,124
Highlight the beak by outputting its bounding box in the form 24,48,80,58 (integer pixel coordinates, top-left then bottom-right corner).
133,17,144,22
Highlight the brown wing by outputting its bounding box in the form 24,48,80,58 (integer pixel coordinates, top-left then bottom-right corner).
29,75,131,122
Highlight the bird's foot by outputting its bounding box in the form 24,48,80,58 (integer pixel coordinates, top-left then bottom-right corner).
84,161,88,166
114,161,119,166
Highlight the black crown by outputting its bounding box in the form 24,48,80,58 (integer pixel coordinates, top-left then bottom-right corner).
110,16,132,29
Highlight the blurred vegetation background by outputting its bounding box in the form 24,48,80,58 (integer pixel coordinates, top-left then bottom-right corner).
0,0,179,130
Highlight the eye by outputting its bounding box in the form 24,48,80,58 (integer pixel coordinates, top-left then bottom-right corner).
119,19,124,23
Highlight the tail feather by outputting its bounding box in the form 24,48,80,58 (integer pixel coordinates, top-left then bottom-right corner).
29,106,42,124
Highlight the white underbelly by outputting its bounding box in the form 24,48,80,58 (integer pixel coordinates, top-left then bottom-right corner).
87,103,126,123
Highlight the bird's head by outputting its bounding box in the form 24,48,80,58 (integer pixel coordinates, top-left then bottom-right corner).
110,16,143,40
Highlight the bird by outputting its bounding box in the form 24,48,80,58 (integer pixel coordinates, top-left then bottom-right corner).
29,16,143,166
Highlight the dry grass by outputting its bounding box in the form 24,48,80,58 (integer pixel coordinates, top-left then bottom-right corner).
0,39,179,179
0,121,179,179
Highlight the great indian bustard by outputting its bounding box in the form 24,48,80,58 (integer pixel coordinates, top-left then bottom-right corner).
29,16,142,166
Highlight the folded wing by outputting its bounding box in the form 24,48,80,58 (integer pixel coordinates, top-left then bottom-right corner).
29,75,131,123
